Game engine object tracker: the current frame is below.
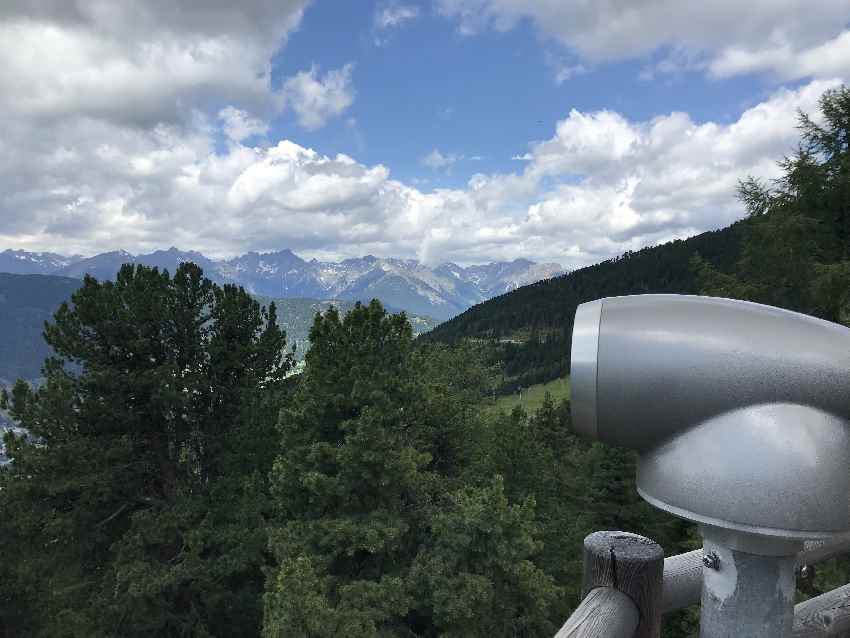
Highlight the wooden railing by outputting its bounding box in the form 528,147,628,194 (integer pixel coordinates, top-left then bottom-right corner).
555,531,850,638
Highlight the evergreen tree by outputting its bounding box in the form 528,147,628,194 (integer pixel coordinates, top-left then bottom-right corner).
0,263,291,637
265,301,429,637
694,85,850,325
263,301,555,637
409,476,558,638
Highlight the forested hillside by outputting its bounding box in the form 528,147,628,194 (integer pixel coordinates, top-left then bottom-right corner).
423,223,744,390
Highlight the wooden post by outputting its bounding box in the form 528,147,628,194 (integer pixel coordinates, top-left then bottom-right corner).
582,531,664,638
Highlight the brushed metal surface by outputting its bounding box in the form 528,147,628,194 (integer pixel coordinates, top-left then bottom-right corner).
570,294,850,538
570,298,602,440
637,405,850,537
699,527,797,638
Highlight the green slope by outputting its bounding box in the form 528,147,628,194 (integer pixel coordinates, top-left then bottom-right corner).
424,222,745,390
482,376,571,416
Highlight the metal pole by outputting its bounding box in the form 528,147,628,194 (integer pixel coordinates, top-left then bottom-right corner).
699,525,801,638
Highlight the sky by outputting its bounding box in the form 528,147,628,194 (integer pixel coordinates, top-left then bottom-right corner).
1,1,849,268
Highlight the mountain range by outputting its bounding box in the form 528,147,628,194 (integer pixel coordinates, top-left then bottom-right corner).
0,248,564,320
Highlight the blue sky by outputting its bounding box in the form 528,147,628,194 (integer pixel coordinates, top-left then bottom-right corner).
268,1,780,188
0,1,849,266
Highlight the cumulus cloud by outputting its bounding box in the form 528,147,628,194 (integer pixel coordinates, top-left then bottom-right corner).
3,76,841,266
280,64,356,130
0,1,308,125
227,142,389,212
437,0,850,81
0,1,848,270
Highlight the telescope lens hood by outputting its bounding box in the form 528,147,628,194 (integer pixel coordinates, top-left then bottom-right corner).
570,298,602,440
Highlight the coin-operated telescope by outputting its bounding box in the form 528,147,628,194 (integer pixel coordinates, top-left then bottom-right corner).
570,295,850,638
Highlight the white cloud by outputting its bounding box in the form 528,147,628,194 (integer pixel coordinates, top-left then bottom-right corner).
372,4,420,45
227,142,388,212
710,30,850,80
553,63,587,84
437,0,850,81
2,79,841,266
219,107,269,143
0,1,308,125
0,2,847,271
375,4,420,30
421,149,464,169
544,52,588,84
529,109,640,178
280,64,356,130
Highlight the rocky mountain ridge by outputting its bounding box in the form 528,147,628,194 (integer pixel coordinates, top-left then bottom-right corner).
0,248,564,320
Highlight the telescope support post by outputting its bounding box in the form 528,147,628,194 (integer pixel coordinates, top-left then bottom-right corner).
698,526,801,638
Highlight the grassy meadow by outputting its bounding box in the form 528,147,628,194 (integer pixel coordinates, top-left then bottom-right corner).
484,376,570,415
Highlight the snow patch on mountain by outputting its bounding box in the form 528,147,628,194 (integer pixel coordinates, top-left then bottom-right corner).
0,248,564,320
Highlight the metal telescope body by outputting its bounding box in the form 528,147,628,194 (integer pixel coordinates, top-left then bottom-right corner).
570,294,850,638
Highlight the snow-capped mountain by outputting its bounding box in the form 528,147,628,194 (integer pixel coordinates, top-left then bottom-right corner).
0,248,564,320
434,258,564,299
0,250,80,275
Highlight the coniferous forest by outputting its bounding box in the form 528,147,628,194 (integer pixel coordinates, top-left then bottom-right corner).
1,86,849,638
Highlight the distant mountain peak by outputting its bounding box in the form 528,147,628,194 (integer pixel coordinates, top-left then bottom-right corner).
0,247,565,320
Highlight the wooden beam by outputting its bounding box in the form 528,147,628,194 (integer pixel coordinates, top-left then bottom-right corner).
555,588,639,638
793,583,850,637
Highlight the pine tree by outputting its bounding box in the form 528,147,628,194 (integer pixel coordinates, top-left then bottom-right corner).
263,301,555,637
264,301,431,636
695,85,850,326
0,262,291,637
